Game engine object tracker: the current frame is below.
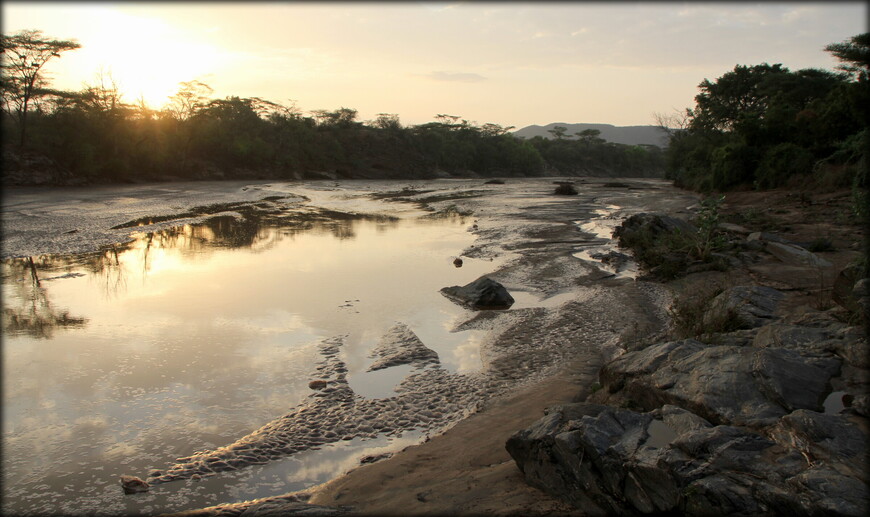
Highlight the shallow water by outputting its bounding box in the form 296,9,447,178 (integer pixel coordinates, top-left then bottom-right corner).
1,203,502,515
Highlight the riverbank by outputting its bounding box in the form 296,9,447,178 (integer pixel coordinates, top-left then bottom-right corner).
164,181,866,516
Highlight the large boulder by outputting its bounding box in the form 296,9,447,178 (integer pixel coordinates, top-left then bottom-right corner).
598,339,841,427
507,403,870,516
764,241,833,268
614,213,697,240
440,276,514,310
703,286,784,330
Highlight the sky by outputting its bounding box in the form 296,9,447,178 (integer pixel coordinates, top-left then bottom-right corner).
2,1,866,129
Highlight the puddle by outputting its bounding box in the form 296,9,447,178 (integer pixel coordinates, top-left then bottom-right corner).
1,209,500,515
644,419,678,449
571,205,638,279
823,391,847,414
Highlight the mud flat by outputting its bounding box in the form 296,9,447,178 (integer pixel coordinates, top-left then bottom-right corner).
151,178,703,516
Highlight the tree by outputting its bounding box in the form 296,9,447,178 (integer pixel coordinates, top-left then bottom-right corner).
79,67,128,116
547,125,570,139
370,113,401,130
1,29,80,147
165,80,213,121
575,128,604,146
825,32,870,82
690,63,789,133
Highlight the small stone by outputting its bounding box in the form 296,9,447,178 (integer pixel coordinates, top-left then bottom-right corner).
119,475,149,494
453,257,463,267
309,380,328,390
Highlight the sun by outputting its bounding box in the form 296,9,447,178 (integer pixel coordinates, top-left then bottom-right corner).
80,9,221,109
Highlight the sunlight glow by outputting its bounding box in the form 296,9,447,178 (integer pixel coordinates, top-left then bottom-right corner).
78,8,222,108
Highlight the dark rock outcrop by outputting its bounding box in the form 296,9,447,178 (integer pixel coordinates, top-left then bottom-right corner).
507,403,869,516
613,213,696,244
702,285,784,330
598,339,841,427
440,276,514,310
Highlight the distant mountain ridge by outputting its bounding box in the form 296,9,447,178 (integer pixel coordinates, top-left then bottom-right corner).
513,123,669,147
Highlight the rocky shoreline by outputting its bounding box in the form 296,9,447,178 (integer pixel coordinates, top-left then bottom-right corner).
139,180,865,516
506,190,868,516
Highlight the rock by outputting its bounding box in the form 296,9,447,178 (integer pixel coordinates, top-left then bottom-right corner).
440,276,514,310
614,213,696,242
832,265,864,313
588,250,631,269
852,394,870,417
768,410,867,469
553,183,578,195
764,241,833,268
484,179,505,184
308,380,328,390
703,286,784,330
506,403,667,514
119,475,149,494
599,339,841,427
752,323,839,358
787,467,870,517
359,452,392,464
747,231,790,244
508,403,870,516
367,323,440,371
453,257,463,267
717,222,751,235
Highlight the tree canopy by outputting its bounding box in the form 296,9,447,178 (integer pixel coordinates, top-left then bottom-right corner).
662,32,868,194
1,29,80,146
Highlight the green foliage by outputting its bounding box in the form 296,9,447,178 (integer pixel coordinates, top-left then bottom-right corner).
692,196,727,260
825,32,870,81
662,33,868,192
755,142,815,189
1,29,81,147
710,141,758,190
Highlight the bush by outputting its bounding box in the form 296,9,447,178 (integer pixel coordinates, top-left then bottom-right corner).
710,141,758,190
755,142,815,189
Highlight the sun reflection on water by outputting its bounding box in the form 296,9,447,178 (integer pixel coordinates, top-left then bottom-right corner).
1,210,496,515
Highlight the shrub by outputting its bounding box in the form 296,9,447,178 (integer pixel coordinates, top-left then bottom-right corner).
755,142,815,189
710,141,757,190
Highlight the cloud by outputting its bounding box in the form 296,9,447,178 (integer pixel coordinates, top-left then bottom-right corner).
421,71,487,82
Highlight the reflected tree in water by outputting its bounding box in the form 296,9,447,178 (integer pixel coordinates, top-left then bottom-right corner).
1,257,87,339
1,207,408,340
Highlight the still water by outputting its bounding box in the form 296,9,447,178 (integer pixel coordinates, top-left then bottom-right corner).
2,207,502,515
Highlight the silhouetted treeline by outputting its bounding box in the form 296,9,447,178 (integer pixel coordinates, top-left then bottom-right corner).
1,96,669,185
0,29,667,184
659,33,869,194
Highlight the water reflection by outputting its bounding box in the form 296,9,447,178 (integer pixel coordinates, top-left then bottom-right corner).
1,206,493,516
1,257,88,338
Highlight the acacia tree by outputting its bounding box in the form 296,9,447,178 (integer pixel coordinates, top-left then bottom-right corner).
547,125,570,139
165,80,213,121
825,32,870,82
1,29,80,147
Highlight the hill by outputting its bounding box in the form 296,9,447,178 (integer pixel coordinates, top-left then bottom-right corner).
514,123,669,147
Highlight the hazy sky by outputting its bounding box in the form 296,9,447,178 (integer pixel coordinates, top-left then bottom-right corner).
3,1,866,128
